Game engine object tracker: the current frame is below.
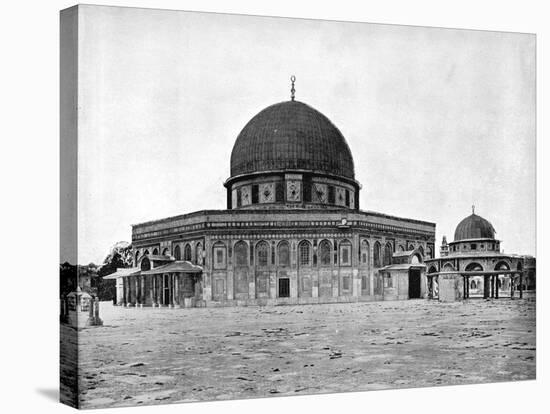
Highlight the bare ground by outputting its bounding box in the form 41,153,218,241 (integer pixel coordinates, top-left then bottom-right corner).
68,298,536,409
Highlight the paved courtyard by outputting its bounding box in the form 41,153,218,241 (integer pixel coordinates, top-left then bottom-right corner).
70,298,536,409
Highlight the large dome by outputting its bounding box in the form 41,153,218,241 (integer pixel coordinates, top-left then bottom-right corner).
230,101,355,179
454,213,496,241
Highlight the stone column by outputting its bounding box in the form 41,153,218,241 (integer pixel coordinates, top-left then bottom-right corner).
134,277,139,307
140,276,145,307
151,276,156,307
519,273,523,299
169,273,174,308
174,274,180,308
123,278,127,306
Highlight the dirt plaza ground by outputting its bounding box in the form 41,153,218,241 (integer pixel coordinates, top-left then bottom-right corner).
70,298,536,409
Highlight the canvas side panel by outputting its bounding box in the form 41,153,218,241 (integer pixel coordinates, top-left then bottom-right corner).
60,5,79,409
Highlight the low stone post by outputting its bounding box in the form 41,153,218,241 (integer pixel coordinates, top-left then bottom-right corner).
87,297,103,326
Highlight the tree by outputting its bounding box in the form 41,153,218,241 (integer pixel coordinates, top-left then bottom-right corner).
96,241,133,301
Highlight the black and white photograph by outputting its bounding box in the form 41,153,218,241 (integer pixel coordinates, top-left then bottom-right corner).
2,1,547,413
58,3,538,409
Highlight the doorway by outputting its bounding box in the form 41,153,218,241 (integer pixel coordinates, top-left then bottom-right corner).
408,269,421,299
278,278,290,298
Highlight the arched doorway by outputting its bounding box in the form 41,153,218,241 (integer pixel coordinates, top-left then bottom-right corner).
495,261,511,297
465,262,485,298
427,265,438,298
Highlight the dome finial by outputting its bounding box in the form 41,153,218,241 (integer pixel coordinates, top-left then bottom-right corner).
472,204,475,214
290,75,296,101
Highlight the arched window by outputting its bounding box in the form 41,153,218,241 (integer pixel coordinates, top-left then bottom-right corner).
161,247,169,256
256,241,269,267
373,242,381,267
418,245,424,257
195,242,203,265
495,261,510,271
339,239,352,266
184,244,192,261
319,240,332,266
298,241,311,266
212,241,226,269
140,257,151,271
361,240,370,266
465,262,483,272
234,241,248,266
173,245,181,260
383,242,392,266
152,248,159,255
443,263,455,271
278,241,290,266
398,245,405,252
408,244,415,250
143,249,150,256
428,266,437,274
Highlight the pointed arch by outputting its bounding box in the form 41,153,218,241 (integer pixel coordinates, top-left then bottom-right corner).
212,241,226,269
383,242,393,266
173,245,181,261
184,243,192,261
195,242,203,265
360,239,370,266
319,239,332,266
234,241,248,266
465,262,484,272
298,240,312,266
256,240,269,267
161,247,169,256
495,261,510,271
277,240,290,267
152,248,159,255
339,239,352,266
373,241,382,267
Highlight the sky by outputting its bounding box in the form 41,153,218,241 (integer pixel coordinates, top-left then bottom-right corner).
71,5,536,265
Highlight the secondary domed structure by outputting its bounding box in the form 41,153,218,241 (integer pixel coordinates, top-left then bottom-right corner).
225,98,360,210
446,208,500,254
426,207,534,301
454,213,496,241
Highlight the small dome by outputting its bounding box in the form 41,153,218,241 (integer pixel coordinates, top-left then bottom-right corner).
230,101,355,179
454,213,496,241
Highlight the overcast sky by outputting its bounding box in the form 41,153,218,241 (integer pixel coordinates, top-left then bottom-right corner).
72,5,536,265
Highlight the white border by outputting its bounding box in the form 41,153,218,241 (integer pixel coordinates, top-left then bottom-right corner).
0,1,546,413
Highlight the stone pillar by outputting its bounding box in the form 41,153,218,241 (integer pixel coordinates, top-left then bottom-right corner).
169,274,174,308
151,276,156,307
174,274,180,308
123,278,128,306
519,273,523,299
352,268,360,297
134,276,140,308
483,276,489,299
140,276,145,307
159,275,163,305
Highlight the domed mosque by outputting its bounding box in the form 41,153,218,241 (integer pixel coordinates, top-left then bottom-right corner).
113,77,438,308
425,207,535,301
